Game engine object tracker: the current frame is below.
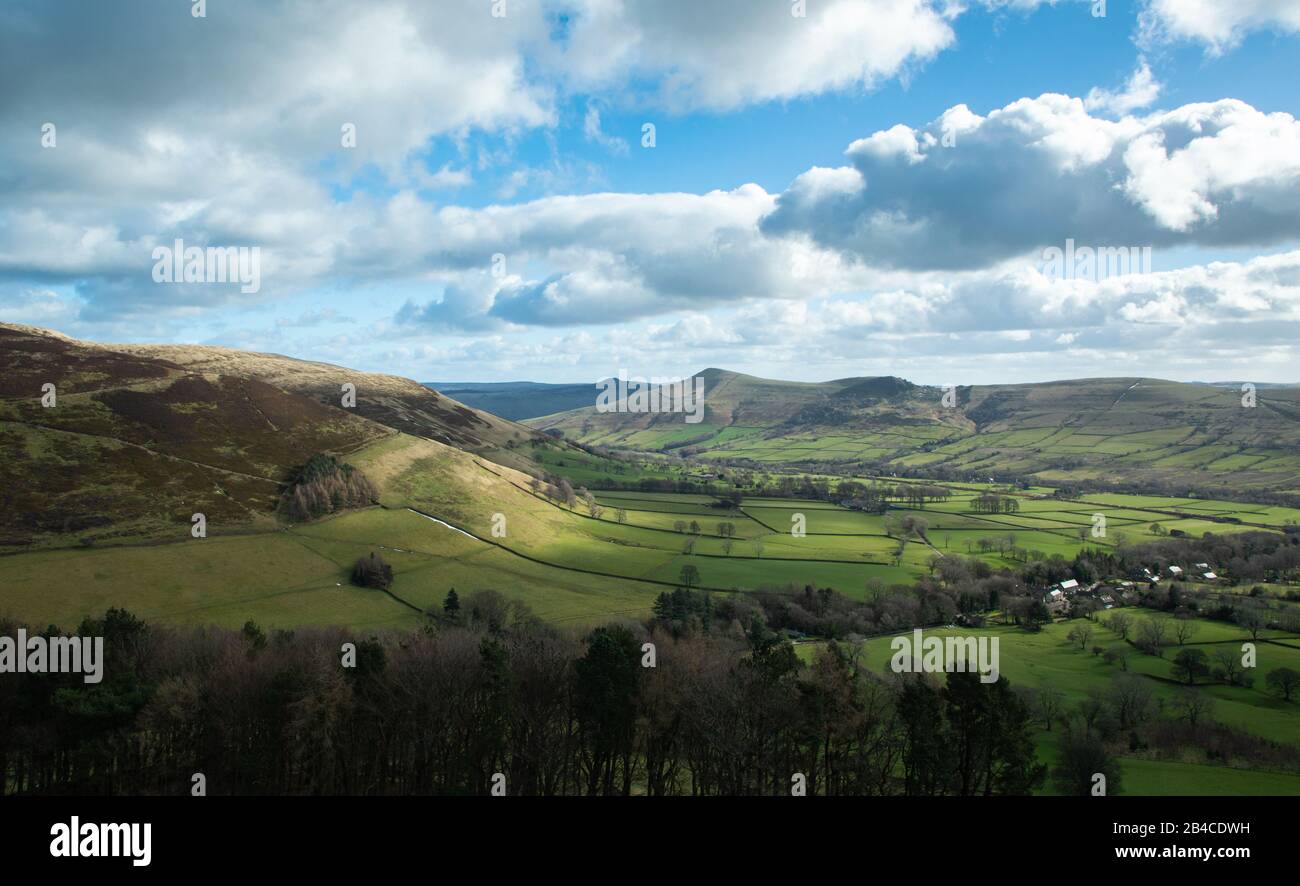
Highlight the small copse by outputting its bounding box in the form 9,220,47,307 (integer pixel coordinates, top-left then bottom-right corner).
280,453,378,522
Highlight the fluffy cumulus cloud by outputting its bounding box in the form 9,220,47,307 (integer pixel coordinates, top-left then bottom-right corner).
398,249,1300,383
552,0,956,111
763,95,1300,270
393,184,863,329
1139,0,1300,51
7,92,1300,355
979,0,1300,51
1084,58,1162,116
0,0,556,175
0,0,967,323
568,249,1300,383
841,251,1300,336
0,0,958,180
7,78,1300,336
1,0,1299,382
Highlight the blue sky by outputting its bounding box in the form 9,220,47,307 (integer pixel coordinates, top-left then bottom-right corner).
2,0,1300,384
409,1,1300,208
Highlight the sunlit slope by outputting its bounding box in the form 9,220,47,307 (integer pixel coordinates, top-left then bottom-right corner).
0,324,679,627
353,434,911,598
0,430,664,630
531,370,1300,492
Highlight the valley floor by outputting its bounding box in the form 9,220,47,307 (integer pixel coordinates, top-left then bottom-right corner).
3,432,1298,797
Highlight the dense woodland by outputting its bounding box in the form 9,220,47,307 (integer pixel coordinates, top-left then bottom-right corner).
0,602,1053,796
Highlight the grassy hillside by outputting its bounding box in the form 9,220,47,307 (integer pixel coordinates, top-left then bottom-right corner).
2,329,1295,799
3,324,1294,626
114,340,544,473
0,324,653,552
0,432,663,630
10,450,1295,632
529,370,1300,494
6,326,1296,629
794,614,1300,795
0,324,390,548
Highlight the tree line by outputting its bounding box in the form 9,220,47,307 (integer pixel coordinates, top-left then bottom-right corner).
1,600,1048,797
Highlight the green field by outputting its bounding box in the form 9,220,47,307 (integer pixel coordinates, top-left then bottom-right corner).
530,371,1300,496
3,425,1299,799
7,434,1300,631
796,614,1300,795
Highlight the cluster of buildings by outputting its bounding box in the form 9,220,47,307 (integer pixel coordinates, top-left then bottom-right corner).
1042,578,1080,615
1035,561,1221,617
1040,578,1124,615
1134,562,1219,583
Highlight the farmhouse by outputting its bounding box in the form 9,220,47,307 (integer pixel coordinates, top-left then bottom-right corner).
1168,565,1183,577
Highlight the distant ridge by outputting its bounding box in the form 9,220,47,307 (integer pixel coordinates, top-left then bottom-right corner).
427,380,597,421
524,367,1300,494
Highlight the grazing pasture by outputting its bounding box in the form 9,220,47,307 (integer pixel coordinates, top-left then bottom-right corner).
798,614,1300,795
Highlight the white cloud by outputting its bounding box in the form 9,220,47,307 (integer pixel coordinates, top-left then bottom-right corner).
977,0,1300,53
0,1,1296,383
7,92,1300,341
415,165,474,191
583,102,629,154
4,73,1299,344
764,95,1300,269
1140,0,1300,52
0,0,967,203
391,184,864,329
0,1,557,178
1085,58,1163,116
0,288,79,327
551,0,956,111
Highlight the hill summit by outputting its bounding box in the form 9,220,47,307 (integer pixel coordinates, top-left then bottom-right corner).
526,369,1300,495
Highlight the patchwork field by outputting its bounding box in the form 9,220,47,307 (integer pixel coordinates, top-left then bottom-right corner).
2,339,1298,800
796,614,1300,795
8,439,1298,635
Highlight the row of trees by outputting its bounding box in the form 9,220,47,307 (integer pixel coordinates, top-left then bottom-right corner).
971,493,1020,514
666,528,1300,644
5,525,1295,796
564,470,955,515
1,602,1051,797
